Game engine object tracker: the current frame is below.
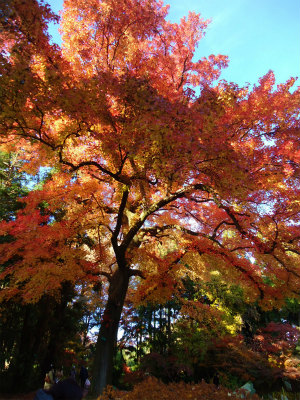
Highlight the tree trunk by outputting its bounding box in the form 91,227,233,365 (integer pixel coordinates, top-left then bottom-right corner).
167,305,171,349
9,304,37,390
92,266,130,395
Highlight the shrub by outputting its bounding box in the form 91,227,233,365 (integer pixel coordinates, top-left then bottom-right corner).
97,376,260,400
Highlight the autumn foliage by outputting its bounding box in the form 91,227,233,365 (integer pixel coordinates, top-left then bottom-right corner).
1,0,300,394
98,376,260,400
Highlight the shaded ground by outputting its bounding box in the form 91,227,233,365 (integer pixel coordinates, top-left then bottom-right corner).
0,392,99,400
0,392,36,400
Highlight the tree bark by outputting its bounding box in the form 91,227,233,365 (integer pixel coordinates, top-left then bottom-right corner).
92,266,130,395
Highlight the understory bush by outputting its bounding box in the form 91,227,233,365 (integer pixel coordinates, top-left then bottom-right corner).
97,376,260,400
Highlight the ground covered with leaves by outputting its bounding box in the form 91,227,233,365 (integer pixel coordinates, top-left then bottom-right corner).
98,377,260,400
1,379,300,400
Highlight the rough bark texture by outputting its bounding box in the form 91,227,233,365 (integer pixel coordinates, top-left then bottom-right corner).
92,267,130,395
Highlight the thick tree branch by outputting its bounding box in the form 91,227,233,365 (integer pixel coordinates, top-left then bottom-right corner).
58,153,128,184
98,271,112,281
221,205,248,236
11,119,129,184
128,269,145,279
119,183,211,253
111,187,129,250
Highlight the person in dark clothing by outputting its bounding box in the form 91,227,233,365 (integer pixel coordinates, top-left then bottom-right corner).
34,378,83,400
46,378,82,400
70,365,76,381
79,366,88,389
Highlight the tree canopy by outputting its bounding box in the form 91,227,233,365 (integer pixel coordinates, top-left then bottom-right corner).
0,0,300,395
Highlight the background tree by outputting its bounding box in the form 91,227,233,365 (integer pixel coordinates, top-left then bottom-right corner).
0,152,93,391
119,275,300,393
0,150,30,390
1,0,300,395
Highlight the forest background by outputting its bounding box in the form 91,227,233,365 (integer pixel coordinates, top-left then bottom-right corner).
0,0,300,398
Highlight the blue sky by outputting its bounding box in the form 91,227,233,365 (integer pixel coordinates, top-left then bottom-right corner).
47,0,300,87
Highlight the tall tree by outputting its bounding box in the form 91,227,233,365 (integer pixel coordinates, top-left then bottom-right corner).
0,0,300,394
0,151,28,220
0,151,87,391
